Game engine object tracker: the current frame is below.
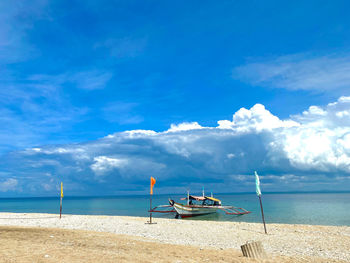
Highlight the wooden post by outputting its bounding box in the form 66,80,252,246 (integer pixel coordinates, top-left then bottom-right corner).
259,195,267,234
241,241,266,258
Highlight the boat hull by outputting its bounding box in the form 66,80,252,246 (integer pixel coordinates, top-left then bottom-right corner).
173,202,218,218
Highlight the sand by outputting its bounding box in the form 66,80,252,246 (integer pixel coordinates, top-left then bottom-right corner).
0,226,287,263
0,212,349,262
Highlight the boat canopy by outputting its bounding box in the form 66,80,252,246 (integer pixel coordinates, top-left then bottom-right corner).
190,195,206,201
180,195,206,201
180,195,221,202
205,196,221,202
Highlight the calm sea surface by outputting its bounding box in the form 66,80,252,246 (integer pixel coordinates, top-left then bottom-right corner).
1,193,349,226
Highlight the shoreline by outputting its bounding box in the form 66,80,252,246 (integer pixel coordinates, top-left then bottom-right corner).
2,210,349,228
0,212,349,262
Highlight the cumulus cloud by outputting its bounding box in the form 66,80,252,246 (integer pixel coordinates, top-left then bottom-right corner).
2,97,350,195
217,104,299,132
167,122,204,132
91,156,128,176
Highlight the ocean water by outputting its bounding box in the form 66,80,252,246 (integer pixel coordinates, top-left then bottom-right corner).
0,193,349,226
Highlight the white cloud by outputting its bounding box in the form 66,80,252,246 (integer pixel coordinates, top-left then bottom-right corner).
41,179,55,191
0,178,18,192
24,146,90,160
338,96,350,103
336,111,350,118
303,106,327,116
123,130,157,137
227,153,235,159
28,70,113,91
167,122,204,132
233,54,350,93
90,156,128,175
69,70,112,90
217,104,299,132
31,148,42,152
3,96,350,194
278,97,350,172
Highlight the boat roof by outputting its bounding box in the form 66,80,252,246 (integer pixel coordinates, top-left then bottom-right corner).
180,195,221,202
205,196,221,202
189,195,206,201
180,195,205,201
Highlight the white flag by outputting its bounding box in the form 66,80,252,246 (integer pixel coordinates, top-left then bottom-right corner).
255,171,261,196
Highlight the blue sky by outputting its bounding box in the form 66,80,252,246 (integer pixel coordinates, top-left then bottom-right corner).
1,0,350,196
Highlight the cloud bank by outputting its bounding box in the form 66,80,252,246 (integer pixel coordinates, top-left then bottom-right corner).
2,97,350,196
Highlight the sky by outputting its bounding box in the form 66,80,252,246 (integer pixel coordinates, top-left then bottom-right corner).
1,0,350,196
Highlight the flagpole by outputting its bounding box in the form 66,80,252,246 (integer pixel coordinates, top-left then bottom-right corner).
149,193,152,224
259,195,267,234
60,182,63,219
60,196,62,219
255,171,267,234
147,177,156,224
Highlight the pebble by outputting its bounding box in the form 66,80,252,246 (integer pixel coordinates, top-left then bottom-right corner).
0,212,349,262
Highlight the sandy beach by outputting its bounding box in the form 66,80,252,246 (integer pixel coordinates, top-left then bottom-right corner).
0,213,349,262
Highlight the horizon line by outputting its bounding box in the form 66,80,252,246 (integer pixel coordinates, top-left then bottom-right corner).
1,190,349,199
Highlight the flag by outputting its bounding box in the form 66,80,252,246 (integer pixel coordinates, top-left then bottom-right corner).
150,177,156,195
255,171,261,196
61,182,64,198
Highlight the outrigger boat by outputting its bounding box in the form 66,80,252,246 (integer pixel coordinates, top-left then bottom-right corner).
150,192,251,219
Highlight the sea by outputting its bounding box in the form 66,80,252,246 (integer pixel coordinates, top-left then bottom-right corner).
1,192,349,226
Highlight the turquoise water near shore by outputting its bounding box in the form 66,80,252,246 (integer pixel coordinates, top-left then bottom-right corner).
1,193,349,226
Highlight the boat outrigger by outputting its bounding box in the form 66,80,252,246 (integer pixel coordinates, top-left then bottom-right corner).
149,192,251,219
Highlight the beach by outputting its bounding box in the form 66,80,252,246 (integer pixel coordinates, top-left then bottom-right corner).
0,213,349,262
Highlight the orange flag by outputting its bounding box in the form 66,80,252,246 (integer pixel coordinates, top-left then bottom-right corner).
150,177,156,195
